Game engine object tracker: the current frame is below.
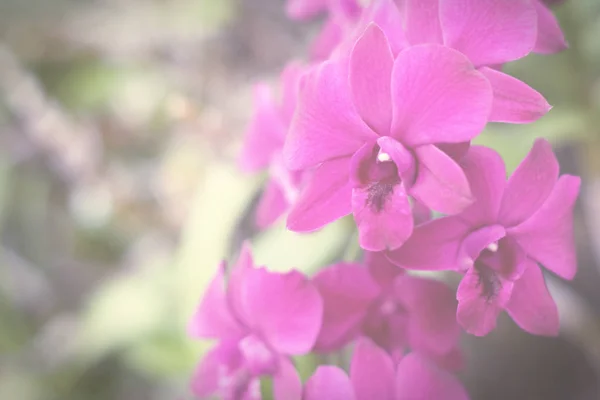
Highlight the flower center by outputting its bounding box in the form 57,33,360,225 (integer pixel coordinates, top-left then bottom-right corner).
352,139,415,213
238,335,278,376
474,261,502,302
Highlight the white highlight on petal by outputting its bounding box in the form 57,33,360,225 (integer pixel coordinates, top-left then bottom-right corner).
487,242,499,252
377,151,391,162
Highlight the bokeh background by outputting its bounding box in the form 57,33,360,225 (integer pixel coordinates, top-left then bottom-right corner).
1,0,600,399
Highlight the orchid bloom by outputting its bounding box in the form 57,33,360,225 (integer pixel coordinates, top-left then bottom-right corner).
239,63,306,229
388,139,580,336
397,0,567,57
313,252,462,370
341,0,550,125
284,23,492,251
302,338,469,400
188,244,323,399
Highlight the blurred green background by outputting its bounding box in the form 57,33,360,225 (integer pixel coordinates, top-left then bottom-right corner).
1,0,600,399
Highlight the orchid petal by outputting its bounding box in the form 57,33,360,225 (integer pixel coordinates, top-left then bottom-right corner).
188,262,246,340
499,138,559,227
287,157,353,232
395,276,460,356
239,83,286,172
353,182,413,251
286,0,327,20
440,0,538,66
240,268,323,355
190,341,242,398
506,260,559,336
533,0,568,54
350,338,396,400
480,67,552,124
350,23,394,135
508,175,580,280
285,58,377,170
410,144,474,215
459,145,507,226
387,217,470,271
456,267,513,336
403,0,443,45
256,179,289,229
313,263,381,352
304,366,356,400
358,0,408,55
391,44,492,146
273,357,303,400
395,353,469,400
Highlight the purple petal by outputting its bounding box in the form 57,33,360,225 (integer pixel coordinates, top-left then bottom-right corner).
506,259,559,336
358,0,408,55
480,67,552,124
273,357,302,400
395,276,460,356
410,144,474,215
377,136,416,178
350,23,394,135
508,175,580,280
387,217,470,270
313,263,381,352
350,338,396,400
391,44,492,146
304,366,356,400
423,346,466,373
239,83,286,172
499,138,559,227
284,57,377,170
310,19,344,61
365,251,404,289
228,242,257,327
440,0,538,66
255,179,289,229
458,225,506,269
456,267,513,336
190,341,243,398
353,182,414,251
395,353,469,400
287,157,353,232
239,268,324,355
188,262,246,340
459,146,507,226
286,0,327,20
280,62,306,122
403,0,443,45
533,0,568,54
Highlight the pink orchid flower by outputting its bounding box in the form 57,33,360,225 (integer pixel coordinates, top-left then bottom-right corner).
302,338,469,400
284,23,493,251
388,139,580,336
312,252,462,370
355,0,551,125
397,0,567,57
188,244,323,399
239,63,307,229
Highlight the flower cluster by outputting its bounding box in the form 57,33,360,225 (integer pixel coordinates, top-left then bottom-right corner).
189,0,579,399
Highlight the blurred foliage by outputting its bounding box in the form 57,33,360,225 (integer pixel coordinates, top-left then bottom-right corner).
0,0,599,400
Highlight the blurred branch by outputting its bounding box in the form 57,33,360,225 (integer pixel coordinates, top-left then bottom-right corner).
0,44,101,185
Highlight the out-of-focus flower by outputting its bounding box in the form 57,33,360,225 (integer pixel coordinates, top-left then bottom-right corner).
313,252,462,370
388,139,581,336
188,244,323,399
303,338,469,400
239,63,307,229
